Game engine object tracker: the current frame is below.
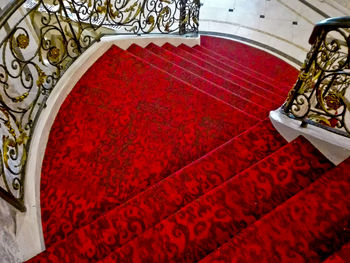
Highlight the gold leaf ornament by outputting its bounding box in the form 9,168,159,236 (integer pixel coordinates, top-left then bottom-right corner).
16,131,28,145
97,1,110,14
146,16,155,25
48,47,60,61
12,92,29,103
4,120,16,138
36,66,47,86
16,34,29,49
309,114,331,127
298,71,309,81
3,136,13,169
192,16,198,25
96,6,106,13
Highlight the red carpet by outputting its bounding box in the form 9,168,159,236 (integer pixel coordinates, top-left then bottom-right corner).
27,36,349,262
323,242,350,263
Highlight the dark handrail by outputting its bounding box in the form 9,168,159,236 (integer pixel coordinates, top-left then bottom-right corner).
0,0,26,29
284,16,350,138
309,16,350,44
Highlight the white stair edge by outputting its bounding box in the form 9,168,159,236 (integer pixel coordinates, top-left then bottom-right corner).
16,34,200,261
270,108,350,166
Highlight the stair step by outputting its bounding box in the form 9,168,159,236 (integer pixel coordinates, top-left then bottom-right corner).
29,36,347,263
177,44,287,99
187,44,290,95
127,44,269,119
146,43,281,110
199,159,350,263
29,119,287,262
322,242,350,263
162,43,285,103
194,45,292,92
200,35,299,86
39,44,257,247
100,137,333,262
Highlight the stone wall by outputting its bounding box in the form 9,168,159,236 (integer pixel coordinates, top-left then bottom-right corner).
0,199,22,263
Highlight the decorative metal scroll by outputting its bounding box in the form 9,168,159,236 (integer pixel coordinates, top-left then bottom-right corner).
0,0,200,211
284,24,350,138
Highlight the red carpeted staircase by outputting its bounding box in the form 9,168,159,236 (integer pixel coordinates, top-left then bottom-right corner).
28,36,350,262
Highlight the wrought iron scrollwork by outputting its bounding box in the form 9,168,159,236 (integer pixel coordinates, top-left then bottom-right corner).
58,0,200,35
284,16,350,138
0,0,200,211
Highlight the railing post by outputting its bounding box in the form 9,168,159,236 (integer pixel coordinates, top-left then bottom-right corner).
0,188,26,212
179,0,188,35
281,16,350,137
284,30,325,113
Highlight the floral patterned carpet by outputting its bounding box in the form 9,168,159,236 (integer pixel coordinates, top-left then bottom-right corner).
28,36,349,263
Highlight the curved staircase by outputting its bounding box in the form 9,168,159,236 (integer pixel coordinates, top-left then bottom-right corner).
27,36,350,262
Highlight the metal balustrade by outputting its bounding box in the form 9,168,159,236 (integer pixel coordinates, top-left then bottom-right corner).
284,16,350,138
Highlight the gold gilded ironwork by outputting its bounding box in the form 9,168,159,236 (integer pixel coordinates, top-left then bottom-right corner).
48,47,60,61
16,34,29,49
324,92,342,110
298,72,309,81
284,26,350,137
12,92,29,103
36,66,47,87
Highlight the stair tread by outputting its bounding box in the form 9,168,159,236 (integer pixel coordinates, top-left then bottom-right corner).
162,43,285,103
39,44,257,247
146,43,281,110
200,35,299,86
29,119,287,262
100,137,333,263
195,45,293,91
199,159,350,263
128,44,269,119
176,43,287,99
189,44,291,94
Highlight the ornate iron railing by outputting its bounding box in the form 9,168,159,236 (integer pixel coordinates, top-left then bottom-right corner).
0,0,200,212
284,16,350,138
